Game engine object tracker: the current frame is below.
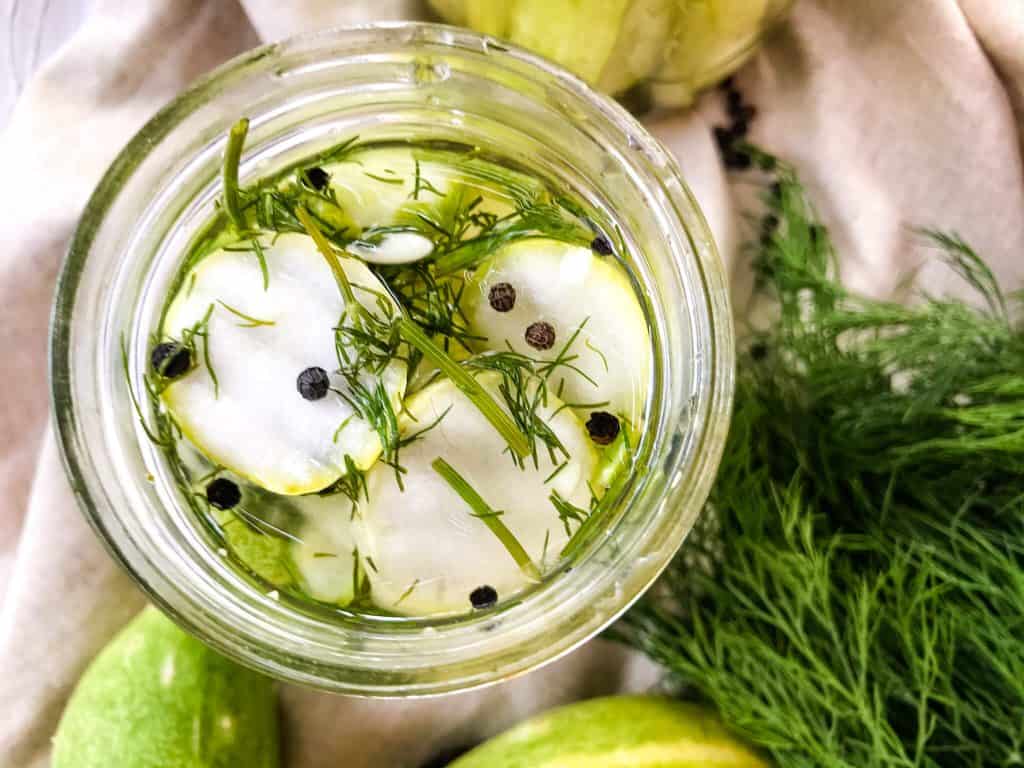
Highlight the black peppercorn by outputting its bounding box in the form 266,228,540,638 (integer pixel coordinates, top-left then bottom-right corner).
524,321,556,351
488,282,517,312
304,166,329,191
586,411,621,446
590,234,614,256
724,148,753,171
297,366,331,401
726,87,744,113
150,342,191,379
713,125,736,154
206,477,241,510
470,585,498,610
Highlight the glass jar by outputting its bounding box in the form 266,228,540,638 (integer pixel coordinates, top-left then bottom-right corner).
50,23,734,696
428,0,796,107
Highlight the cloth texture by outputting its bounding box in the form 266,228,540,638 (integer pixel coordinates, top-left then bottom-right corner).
1,1,1022,766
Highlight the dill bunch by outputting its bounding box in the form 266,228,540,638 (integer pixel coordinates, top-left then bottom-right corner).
617,159,1024,767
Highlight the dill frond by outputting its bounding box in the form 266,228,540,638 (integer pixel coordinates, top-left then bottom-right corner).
431,457,540,580
617,150,1024,768
397,318,533,461
222,118,249,230
216,300,275,327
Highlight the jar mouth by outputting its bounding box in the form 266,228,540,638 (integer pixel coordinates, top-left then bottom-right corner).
50,22,734,696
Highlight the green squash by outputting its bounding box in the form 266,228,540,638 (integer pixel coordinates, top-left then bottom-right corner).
53,607,279,768
451,695,767,768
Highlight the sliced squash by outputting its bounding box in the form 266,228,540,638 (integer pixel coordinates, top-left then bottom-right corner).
161,233,406,495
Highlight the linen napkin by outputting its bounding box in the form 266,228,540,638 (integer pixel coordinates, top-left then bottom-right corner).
2,1,1022,766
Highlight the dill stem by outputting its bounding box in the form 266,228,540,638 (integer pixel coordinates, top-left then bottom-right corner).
296,206,358,308
560,432,631,560
431,457,540,580
223,118,249,231
560,496,610,561
397,318,532,459
432,236,498,276
216,300,275,327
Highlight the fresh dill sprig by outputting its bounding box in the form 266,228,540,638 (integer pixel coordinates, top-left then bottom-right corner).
616,150,1024,768
363,171,404,185
543,461,569,484
307,135,362,168
378,262,484,357
121,337,174,448
298,206,413,484
298,206,359,306
336,378,403,481
315,455,368,514
175,303,219,397
411,158,444,201
458,321,602,468
585,337,609,373
216,300,275,327
535,318,600,390
548,490,590,538
222,118,249,230
351,546,372,603
221,128,361,247
221,238,270,290
431,457,540,580
449,154,544,210
463,350,570,468
397,318,533,461
394,578,421,607
560,491,614,561
398,404,452,450
432,206,592,275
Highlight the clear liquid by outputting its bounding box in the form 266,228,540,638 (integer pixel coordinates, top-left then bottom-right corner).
147,138,651,619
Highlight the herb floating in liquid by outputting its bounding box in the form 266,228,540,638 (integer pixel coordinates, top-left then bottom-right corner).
397,318,533,462
432,457,541,581
618,148,1024,768
135,118,648,618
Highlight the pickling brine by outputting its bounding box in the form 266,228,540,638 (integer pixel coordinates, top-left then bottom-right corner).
137,120,652,618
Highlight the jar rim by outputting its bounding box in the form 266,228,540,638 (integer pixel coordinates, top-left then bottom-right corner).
50,22,735,696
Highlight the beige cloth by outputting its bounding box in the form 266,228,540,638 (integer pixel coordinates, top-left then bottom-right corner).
2,1,1022,766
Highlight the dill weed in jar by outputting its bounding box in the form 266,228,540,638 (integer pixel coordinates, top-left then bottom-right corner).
53,24,732,694
141,124,654,618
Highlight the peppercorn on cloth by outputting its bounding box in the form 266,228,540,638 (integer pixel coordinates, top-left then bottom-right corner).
1,1,1023,767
